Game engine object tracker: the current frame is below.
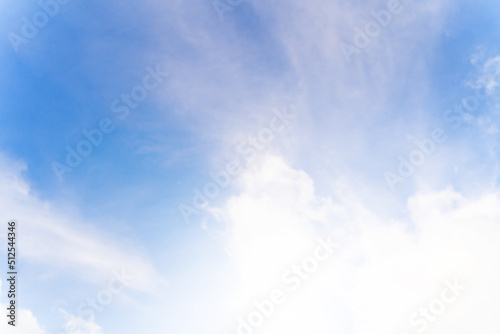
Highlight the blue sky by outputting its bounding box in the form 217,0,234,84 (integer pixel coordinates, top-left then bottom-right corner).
1,0,500,333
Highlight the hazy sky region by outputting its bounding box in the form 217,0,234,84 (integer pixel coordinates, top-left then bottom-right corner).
1,0,500,333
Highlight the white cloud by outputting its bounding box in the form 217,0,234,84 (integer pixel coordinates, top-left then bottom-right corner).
0,153,162,293
59,310,103,334
474,55,500,94
136,0,459,199
0,280,45,334
214,154,500,334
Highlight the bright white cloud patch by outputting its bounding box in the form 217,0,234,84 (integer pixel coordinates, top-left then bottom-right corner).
218,154,339,333
216,154,500,334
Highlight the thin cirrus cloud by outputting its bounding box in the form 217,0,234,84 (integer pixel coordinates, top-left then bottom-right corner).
0,154,163,289
0,152,164,332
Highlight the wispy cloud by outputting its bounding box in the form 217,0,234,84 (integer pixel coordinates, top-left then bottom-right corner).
0,153,162,292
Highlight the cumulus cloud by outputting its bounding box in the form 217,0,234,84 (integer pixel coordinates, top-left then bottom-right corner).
214,154,500,334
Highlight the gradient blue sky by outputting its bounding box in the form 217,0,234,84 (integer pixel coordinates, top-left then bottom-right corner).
1,0,500,333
